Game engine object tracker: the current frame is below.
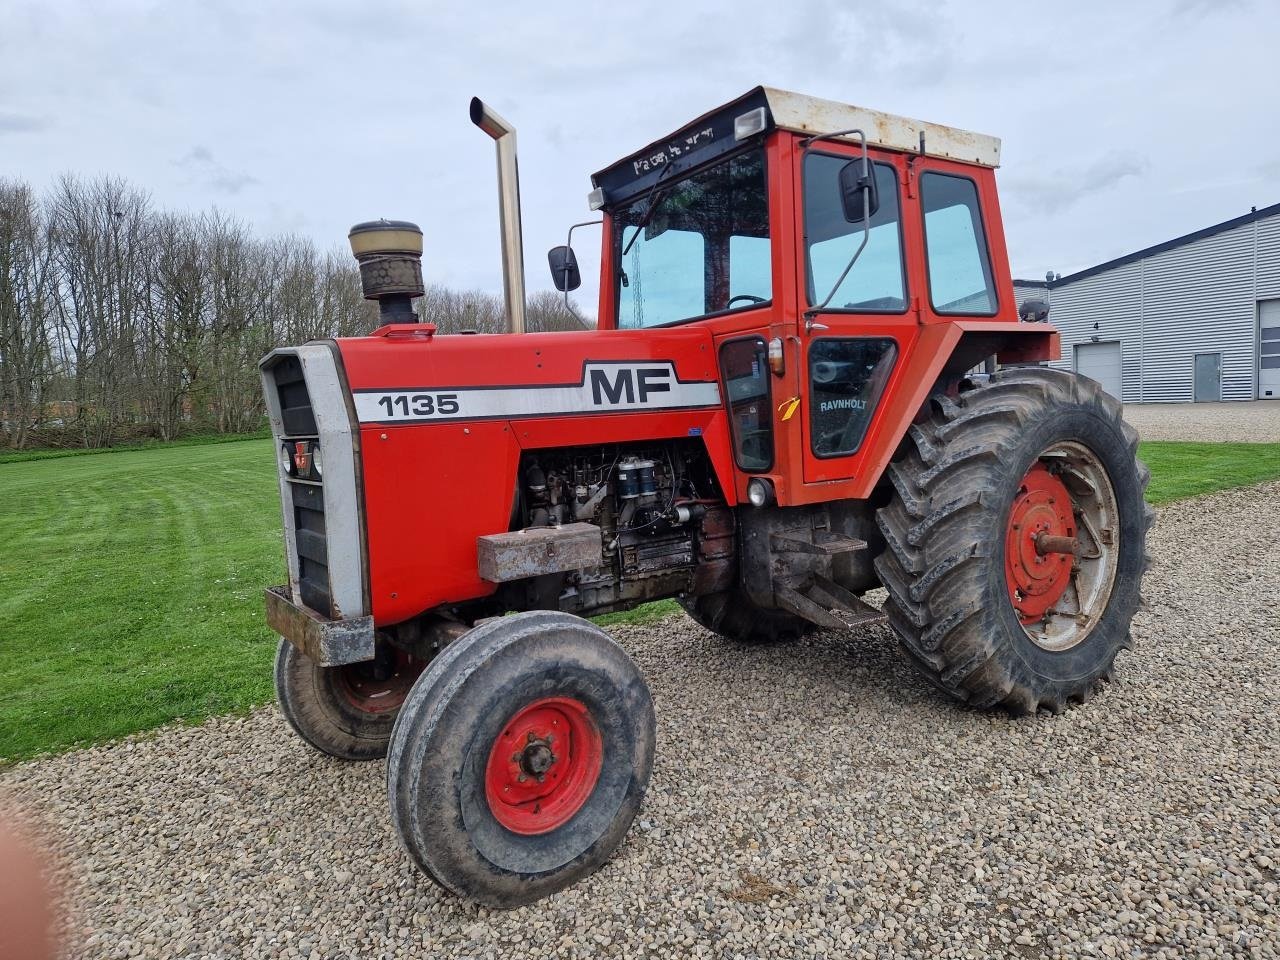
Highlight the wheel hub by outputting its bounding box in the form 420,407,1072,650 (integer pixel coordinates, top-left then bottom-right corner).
1005,463,1076,624
333,649,419,715
519,737,556,778
485,696,602,835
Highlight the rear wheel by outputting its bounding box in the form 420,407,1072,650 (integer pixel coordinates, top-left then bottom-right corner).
387,611,655,907
874,367,1152,714
274,639,421,760
680,591,810,644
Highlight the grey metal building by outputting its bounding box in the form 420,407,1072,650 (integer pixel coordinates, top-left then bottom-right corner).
1015,203,1280,402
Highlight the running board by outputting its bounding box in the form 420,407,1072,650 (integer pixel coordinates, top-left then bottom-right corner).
775,575,887,630
769,531,868,557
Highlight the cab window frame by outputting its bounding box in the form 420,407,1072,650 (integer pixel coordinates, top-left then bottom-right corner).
719,335,775,473
801,150,909,316
611,144,774,330
919,170,999,317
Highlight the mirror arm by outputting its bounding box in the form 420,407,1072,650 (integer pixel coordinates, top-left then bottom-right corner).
563,219,602,311
805,128,872,320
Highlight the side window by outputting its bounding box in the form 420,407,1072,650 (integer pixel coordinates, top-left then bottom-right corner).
809,338,897,458
921,172,997,315
729,233,772,306
720,337,773,471
804,156,904,312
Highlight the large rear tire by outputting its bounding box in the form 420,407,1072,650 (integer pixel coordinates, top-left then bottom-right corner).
874,368,1152,714
275,639,420,760
387,611,655,908
679,591,810,644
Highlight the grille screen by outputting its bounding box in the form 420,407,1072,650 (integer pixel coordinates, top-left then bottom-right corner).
273,354,319,436
270,356,331,617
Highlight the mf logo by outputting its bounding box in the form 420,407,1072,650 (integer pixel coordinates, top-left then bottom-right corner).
588,365,673,406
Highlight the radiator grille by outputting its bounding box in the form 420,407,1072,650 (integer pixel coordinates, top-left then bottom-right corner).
269,357,331,617
291,482,331,614
272,354,319,436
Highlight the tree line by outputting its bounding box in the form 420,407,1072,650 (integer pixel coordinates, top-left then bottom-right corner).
0,175,586,450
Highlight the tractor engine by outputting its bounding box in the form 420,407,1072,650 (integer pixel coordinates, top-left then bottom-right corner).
502,439,734,616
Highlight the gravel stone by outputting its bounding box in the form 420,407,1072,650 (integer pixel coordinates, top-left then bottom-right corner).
1122,399,1280,442
4,482,1278,959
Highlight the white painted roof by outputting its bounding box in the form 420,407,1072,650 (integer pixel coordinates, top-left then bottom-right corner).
761,87,1001,168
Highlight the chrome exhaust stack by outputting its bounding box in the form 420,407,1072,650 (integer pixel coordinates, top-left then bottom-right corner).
470,97,527,335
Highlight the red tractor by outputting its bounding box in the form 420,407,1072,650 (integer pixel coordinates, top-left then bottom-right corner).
260,87,1150,907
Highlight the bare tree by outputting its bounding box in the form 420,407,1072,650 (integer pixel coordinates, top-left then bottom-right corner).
0,172,592,449
526,289,591,333
48,175,152,447
0,181,56,448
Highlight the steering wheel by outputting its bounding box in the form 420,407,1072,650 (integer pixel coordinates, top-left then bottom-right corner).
726,294,767,309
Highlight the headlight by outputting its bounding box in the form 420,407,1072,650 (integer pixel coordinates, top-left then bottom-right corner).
279,442,296,476
310,442,323,479
747,477,775,507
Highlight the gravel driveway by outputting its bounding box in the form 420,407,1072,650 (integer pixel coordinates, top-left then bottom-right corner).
5,483,1278,959
1123,400,1280,442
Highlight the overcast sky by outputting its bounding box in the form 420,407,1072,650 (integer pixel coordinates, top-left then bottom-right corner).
3,0,1277,317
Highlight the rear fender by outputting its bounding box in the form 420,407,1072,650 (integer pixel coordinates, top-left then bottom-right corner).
948,320,1061,373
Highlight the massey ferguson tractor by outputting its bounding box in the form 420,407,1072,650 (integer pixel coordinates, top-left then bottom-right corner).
260,87,1151,907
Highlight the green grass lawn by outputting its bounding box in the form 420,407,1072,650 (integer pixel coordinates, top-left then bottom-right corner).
0,439,284,762
2,438,1279,763
1140,442,1280,504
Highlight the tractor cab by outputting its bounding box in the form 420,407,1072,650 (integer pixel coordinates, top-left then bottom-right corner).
550,87,1050,502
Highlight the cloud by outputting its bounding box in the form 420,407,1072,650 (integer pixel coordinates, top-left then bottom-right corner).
1005,152,1150,215
0,112,49,135
1172,0,1249,16
174,145,257,194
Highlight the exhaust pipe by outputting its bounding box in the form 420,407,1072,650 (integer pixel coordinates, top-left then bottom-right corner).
470,97,527,335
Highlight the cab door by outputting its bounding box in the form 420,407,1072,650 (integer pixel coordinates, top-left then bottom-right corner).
795,146,917,485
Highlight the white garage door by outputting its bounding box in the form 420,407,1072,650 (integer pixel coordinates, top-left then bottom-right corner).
1261,299,1280,399
1075,342,1123,400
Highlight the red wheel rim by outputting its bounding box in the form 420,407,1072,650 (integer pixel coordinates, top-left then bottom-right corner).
1005,462,1076,625
332,650,419,715
484,696,603,836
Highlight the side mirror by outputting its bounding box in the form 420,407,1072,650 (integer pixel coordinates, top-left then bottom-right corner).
838,160,879,223
548,245,581,292
1018,298,1050,323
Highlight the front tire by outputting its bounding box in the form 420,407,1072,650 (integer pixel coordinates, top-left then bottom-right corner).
387,611,655,908
275,639,420,760
874,368,1153,714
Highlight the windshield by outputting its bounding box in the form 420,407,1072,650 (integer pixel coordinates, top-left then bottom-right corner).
614,148,770,328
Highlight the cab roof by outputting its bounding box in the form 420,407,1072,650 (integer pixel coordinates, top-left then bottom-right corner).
592,86,1001,207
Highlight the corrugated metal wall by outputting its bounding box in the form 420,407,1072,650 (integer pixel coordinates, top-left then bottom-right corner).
1047,263,1143,401
1046,211,1280,402
1258,217,1280,299
1012,281,1050,307
1141,224,1255,401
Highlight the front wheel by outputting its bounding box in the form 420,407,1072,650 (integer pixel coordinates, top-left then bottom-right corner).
274,639,421,760
874,367,1153,714
387,611,655,907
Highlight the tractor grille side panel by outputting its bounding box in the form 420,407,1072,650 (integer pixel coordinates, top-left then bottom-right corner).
260,344,367,623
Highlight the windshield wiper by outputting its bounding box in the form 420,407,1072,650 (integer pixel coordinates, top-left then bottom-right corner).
620,162,679,258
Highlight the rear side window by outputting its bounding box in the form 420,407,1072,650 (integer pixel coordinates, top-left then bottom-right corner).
921,173,997,315
720,337,773,471
809,338,897,457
